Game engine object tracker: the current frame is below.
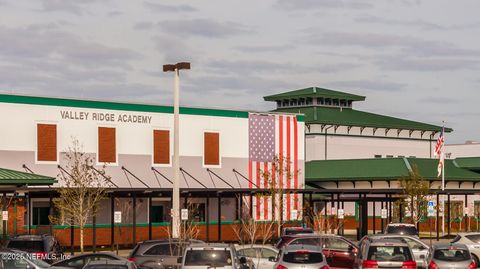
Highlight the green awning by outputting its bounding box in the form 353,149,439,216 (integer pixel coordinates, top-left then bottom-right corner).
0,168,56,185
306,157,480,183
454,157,480,172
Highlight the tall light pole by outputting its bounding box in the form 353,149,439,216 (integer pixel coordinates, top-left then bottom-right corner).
163,62,190,238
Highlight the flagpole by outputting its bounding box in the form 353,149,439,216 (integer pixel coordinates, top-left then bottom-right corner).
441,122,445,237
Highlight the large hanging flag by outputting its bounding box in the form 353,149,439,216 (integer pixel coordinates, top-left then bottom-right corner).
434,127,445,177
248,113,299,221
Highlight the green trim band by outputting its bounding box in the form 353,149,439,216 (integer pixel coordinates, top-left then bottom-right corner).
0,94,304,122
307,132,434,142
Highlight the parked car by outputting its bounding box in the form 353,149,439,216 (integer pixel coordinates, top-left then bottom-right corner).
276,234,359,269
52,252,125,269
427,243,475,269
451,233,480,267
384,223,419,237
7,234,64,263
358,238,416,269
84,260,138,269
128,239,204,269
281,227,314,236
236,244,279,269
359,234,429,269
0,248,68,269
272,244,329,269
181,243,249,269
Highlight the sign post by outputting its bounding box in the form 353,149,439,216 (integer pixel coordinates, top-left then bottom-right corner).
427,201,435,246
114,211,121,255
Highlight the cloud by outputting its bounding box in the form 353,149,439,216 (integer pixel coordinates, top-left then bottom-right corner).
355,16,445,30
38,0,108,15
325,80,407,92
143,1,197,12
234,44,295,53
274,0,373,10
155,19,252,39
375,57,480,71
419,96,461,104
0,26,140,69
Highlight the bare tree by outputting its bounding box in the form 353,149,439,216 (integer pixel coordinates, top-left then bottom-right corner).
398,166,430,226
49,139,112,253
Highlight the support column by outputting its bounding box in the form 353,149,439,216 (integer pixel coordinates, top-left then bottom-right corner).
309,193,313,228
26,193,31,235
436,193,440,241
217,195,221,241
132,193,136,246
92,209,96,253
148,196,152,240
324,200,328,234
389,195,393,223
447,194,451,237
48,194,53,236
206,194,210,242
2,193,6,240
373,201,376,234
110,195,115,250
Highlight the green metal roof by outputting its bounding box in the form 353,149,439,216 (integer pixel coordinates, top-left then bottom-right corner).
264,87,366,102
275,106,451,132
454,157,480,172
0,168,56,185
306,158,480,183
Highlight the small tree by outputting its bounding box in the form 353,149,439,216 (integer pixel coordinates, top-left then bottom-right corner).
398,166,430,226
50,139,112,253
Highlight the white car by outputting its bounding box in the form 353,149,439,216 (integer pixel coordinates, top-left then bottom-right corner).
236,244,279,269
451,233,480,267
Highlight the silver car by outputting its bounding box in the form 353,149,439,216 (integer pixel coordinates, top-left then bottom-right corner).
358,238,416,269
236,244,278,269
451,233,480,267
181,243,245,269
273,244,329,269
360,234,429,269
427,244,475,269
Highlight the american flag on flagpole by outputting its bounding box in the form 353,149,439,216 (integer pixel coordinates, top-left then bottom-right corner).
248,113,300,221
434,126,445,178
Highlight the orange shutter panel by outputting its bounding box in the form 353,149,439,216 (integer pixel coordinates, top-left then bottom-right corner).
98,127,116,163
204,132,219,165
154,130,170,164
37,124,57,161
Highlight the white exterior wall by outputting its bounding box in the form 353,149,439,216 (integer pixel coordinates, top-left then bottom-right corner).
446,143,480,158
306,134,433,161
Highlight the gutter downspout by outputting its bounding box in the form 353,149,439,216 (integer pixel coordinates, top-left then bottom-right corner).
324,125,334,160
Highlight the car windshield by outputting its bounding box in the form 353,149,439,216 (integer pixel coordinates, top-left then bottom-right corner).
7,240,44,252
184,250,232,267
434,249,470,262
29,257,52,267
386,226,417,235
285,229,313,235
367,246,412,262
465,235,480,244
283,251,323,264
85,265,126,269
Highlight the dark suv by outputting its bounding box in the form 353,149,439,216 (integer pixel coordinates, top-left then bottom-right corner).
7,234,63,263
128,239,204,269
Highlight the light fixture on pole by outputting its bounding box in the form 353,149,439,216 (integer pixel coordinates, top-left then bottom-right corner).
163,62,190,238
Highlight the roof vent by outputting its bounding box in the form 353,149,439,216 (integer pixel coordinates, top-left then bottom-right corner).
313,87,316,93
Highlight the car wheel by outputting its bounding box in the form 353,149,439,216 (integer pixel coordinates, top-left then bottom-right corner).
472,254,480,268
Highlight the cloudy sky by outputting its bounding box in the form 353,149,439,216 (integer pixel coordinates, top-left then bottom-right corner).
1,0,478,143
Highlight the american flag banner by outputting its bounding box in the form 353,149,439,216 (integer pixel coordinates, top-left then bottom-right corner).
248,113,300,221
434,127,445,177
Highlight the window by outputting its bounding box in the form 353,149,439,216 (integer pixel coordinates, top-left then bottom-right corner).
340,100,346,107
333,99,339,106
204,132,220,166
144,244,173,255
374,155,382,158
32,206,50,225
290,99,297,106
326,238,350,251
276,101,282,108
325,98,332,105
238,248,257,258
317,98,324,105
151,205,164,223
37,124,57,161
386,155,394,158
298,99,305,106
306,98,313,105
260,248,277,258
153,130,170,164
445,201,464,221
192,203,206,222
98,127,116,163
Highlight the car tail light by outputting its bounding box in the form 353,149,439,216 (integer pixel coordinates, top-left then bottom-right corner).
319,266,329,269
277,265,288,269
402,261,416,269
362,260,378,269
429,260,439,269
128,257,136,262
468,261,476,269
